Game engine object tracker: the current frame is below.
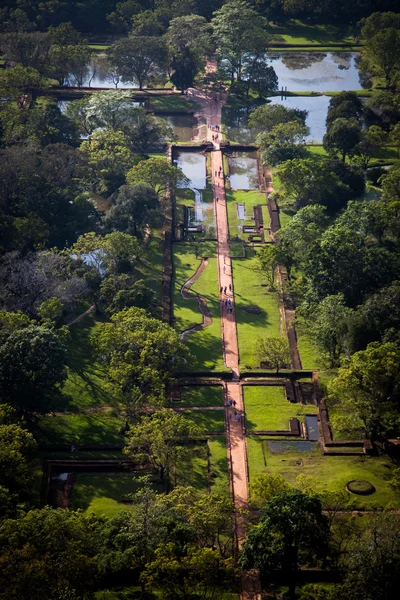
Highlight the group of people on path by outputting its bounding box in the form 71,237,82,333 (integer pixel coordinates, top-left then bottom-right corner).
226,398,243,424
214,166,223,178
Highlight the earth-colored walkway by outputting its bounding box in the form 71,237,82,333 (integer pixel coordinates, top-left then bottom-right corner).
193,61,261,598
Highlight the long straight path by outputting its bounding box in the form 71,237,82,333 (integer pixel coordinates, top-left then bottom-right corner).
196,65,249,518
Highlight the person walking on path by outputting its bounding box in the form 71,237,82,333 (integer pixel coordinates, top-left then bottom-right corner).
224,286,227,294
220,286,223,293
229,284,232,291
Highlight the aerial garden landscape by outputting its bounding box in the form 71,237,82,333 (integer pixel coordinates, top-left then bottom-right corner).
1,1,400,599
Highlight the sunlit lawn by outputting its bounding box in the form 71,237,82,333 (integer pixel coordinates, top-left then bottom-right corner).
267,20,358,46
244,386,317,431
208,436,229,496
232,249,281,368
172,243,225,371
247,437,400,508
226,189,270,241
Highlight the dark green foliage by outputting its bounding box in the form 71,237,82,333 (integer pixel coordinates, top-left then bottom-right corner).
241,490,329,600
0,325,67,414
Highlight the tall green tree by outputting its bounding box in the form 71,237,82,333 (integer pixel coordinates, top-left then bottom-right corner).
362,27,400,89
108,35,168,89
0,507,104,600
211,0,269,84
94,308,191,414
126,157,188,198
124,409,202,485
105,184,160,238
241,490,329,600
328,341,400,439
0,325,67,414
323,117,362,161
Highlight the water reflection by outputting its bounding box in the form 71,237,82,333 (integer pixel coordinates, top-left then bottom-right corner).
269,52,363,92
228,152,259,190
175,152,211,224
161,114,198,142
224,95,331,144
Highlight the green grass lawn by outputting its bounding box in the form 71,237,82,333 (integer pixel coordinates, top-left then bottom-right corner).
244,386,317,431
295,315,322,370
150,95,196,113
208,436,230,496
172,243,225,371
267,20,358,46
35,410,125,445
178,385,224,407
226,189,269,241
247,437,400,508
232,249,281,368
71,474,153,518
182,409,225,433
62,313,116,411
132,235,164,303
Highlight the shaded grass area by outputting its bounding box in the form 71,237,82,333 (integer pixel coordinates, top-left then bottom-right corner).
150,95,196,113
71,474,154,518
226,189,270,241
182,409,225,433
62,313,115,411
178,385,224,407
132,235,164,303
295,315,321,370
172,243,225,371
244,386,317,431
209,436,230,496
34,410,125,445
247,437,400,508
232,249,281,368
267,20,358,46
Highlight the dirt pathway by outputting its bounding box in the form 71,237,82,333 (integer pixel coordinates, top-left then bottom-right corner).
194,62,261,598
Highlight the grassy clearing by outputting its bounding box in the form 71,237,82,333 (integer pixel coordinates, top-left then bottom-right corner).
208,436,230,496
172,243,225,371
232,249,281,368
34,409,125,445
267,21,358,46
244,386,317,431
178,385,224,407
247,437,400,508
226,189,269,241
182,409,225,433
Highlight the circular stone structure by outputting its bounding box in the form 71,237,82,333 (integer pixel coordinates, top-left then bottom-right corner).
346,480,375,496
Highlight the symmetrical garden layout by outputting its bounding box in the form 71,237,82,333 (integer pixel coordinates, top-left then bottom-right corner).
38,59,400,553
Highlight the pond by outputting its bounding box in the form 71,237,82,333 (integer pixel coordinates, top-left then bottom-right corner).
269,52,364,93
64,67,143,89
160,114,198,142
224,95,331,144
56,99,145,114
267,95,331,143
175,151,210,224
268,440,319,453
305,415,320,442
228,152,259,190
176,152,206,190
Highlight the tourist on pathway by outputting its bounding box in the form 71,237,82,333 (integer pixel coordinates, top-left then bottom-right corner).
229,284,232,291
220,286,223,293
224,286,227,293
